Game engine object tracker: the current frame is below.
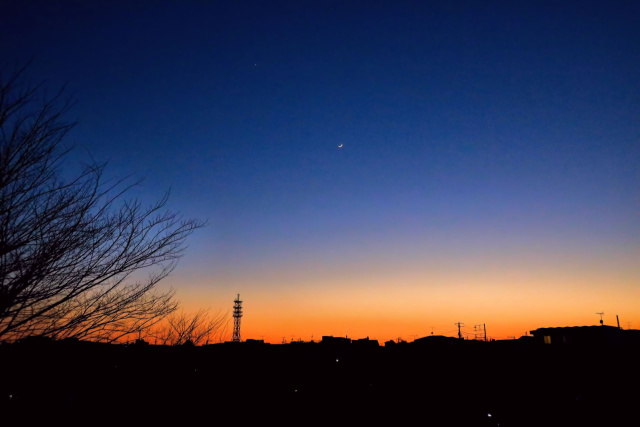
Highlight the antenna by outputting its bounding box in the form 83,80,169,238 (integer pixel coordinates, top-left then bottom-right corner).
596,312,604,325
232,294,243,342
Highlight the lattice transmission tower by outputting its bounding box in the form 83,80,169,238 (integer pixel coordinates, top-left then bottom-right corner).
232,294,243,342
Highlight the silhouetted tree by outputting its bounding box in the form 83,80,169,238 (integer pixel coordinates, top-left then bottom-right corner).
0,65,205,342
150,308,228,346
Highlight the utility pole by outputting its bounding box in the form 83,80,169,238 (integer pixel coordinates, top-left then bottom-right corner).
484,323,487,342
455,322,464,339
473,324,485,341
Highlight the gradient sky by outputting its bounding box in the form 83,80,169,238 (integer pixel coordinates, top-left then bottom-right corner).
2,0,639,343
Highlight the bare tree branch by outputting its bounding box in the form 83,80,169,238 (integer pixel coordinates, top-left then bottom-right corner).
0,65,205,342
148,308,229,346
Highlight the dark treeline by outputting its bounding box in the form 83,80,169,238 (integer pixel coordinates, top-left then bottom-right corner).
1,335,638,426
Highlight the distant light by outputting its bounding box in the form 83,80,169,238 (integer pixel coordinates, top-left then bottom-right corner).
336,358,339,362
488,413,492,418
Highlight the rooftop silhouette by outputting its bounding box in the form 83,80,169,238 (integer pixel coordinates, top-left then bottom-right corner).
2,322,639,426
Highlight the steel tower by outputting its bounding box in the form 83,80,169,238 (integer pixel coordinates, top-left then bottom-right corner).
232,294,243,342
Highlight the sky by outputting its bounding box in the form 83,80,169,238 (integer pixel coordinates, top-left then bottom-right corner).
1,0,639,343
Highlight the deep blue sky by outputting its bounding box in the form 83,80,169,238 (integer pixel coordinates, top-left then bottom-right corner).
2,1,639,341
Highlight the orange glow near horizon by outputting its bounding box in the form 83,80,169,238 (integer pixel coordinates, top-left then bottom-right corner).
167,249,640,344
153,192,640,345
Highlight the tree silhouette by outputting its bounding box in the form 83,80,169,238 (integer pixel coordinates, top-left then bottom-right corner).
0,65,205,342
149,308,229,346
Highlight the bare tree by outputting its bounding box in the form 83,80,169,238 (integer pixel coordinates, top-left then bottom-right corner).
0,65,205,342
150,308,229,346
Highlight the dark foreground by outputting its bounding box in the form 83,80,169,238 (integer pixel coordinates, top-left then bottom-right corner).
1,337,638,426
